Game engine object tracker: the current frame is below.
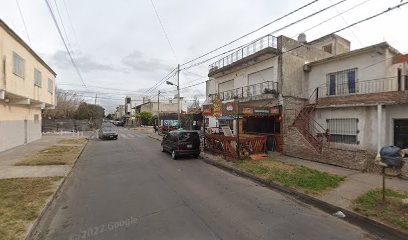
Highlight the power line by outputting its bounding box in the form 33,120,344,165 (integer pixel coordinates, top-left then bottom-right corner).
62,0,83,54
144,67,178,94
149,0,178,62
181,0,321,67
181,0,350,71
329,0,365,48
181,0,408,72
292,0,373,39
53,0,74,57
15,0,31,46
44,0,87,89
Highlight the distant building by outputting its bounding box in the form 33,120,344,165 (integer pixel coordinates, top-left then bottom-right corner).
0,19,57,152
114,105,125,120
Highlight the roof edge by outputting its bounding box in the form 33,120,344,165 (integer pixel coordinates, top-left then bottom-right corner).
0,19,57,76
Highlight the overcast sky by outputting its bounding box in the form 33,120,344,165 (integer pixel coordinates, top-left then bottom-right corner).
1,0,407,112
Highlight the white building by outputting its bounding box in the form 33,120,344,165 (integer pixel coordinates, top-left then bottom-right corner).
285,41,408,171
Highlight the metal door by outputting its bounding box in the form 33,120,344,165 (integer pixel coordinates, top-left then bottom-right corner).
394,119,408,149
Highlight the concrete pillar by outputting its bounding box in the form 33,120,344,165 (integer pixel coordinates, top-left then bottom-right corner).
377,104,382,152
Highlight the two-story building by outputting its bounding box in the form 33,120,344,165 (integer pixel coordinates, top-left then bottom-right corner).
285,41,408,171
0,19,57,152
204,33,346,151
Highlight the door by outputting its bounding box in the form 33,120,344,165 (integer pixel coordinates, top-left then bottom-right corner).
394,119,408,149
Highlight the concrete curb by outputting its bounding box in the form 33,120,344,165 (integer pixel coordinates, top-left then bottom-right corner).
148,134,162,141
24,140,89,240
201,154,408,240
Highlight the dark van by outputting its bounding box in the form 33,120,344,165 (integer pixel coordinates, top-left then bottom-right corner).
161,130,200,159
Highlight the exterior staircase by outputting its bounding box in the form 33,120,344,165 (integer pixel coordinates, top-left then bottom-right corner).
291,89,326,153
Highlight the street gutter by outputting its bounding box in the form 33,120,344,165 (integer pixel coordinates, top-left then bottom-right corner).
146,134,408,239
24,139,89,240
200,154,408,240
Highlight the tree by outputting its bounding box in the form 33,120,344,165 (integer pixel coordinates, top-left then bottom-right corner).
42,89,82,119
106,113,114,120
139,111,153,126
73,102,105,120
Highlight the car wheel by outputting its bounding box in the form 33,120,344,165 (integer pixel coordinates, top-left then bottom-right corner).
171,150,177,160
193,153,200,159
161,145,165,152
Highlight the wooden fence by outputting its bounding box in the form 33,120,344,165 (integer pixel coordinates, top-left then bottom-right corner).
204,134,267,159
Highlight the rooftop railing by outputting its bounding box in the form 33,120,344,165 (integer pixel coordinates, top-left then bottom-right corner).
210,81,278,101
209,35,278,72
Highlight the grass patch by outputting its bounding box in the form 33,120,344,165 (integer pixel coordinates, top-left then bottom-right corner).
354,189,408,230
58,138,87,145
0,177,62,240
15,145,82,166
233,159,344,194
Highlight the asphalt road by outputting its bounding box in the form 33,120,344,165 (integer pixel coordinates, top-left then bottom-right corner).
33,126,374,240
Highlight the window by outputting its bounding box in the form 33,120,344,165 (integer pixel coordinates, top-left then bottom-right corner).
48,79,54,93
326,118,359,144
326,68,358,96
13,52,25,78
34,114,39,123
34,69,42,87
323,44,332,54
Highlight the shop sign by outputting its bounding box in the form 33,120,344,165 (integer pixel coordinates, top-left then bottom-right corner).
213,99,222,118
226,103,234,111
254,109,269,114
202,104,213,115
242,107,253,115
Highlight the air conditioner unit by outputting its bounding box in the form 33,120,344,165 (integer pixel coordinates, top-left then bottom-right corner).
303,64,311,72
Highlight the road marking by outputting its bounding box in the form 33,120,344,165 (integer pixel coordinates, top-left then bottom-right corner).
120,134,127,138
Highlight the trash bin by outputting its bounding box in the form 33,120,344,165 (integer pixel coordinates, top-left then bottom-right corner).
380,146,404,168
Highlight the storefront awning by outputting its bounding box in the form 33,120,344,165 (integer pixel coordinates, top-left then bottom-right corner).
217,116,234,121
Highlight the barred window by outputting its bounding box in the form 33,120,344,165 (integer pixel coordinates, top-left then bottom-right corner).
34,68,42,87
48,78,54,93
326,68,358,96
326,118,359,144
13,52,25,78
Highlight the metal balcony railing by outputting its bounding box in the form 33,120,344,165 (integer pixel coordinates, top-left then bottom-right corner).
210,81,278,101
209,35,278,72
318,77,402,98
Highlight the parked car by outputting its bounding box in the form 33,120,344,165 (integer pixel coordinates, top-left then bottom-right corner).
161,130,200,159
98,126,118,140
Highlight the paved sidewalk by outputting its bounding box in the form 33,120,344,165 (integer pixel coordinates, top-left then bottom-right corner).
0,134,88,179
269,152,408,208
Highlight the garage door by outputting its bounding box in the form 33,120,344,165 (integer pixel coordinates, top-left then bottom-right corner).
394,119,408,149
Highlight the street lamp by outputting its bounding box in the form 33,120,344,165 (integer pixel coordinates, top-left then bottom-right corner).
166,80,181,129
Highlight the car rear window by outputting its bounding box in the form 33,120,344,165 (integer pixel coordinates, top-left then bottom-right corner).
179,132,198,142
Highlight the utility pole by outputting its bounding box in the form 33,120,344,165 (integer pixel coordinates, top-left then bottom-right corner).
94,93,97,105
177,64,181,129
157,90,160,128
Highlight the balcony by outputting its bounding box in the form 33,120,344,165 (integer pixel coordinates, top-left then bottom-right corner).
210,81,278,102
209,35,278,74
316,77,408,106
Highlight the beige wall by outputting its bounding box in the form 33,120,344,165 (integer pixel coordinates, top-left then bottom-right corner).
207,58,278,96
0,26,56,105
